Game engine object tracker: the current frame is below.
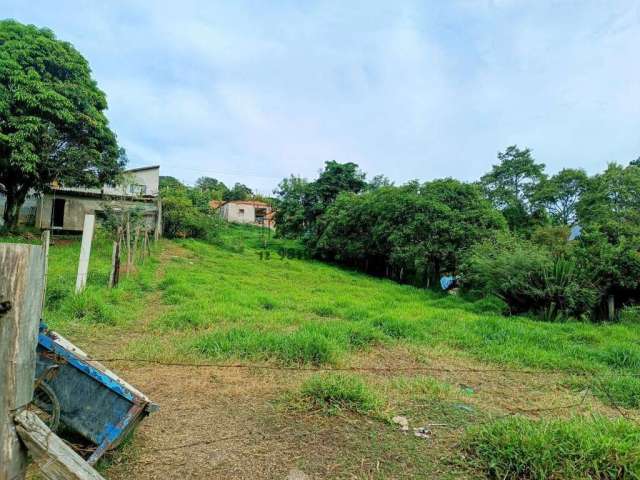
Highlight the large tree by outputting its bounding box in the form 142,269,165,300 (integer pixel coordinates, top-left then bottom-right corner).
224,182,253,201
273,161,367,238
480,145,546,230
0,20,123,228
534,168,588,225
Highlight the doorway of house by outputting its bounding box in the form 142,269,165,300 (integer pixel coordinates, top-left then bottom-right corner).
52,198,65,229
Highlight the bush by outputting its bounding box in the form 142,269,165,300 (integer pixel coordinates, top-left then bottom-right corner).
620,306,640,324
162,191,222,241
300,373,381,414
465,416,640,479
461,232,596,319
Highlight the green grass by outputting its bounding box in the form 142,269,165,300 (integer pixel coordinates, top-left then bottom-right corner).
298,373,382,415
142,225,640,385
2,229,162,335
4,224,639,478
465,416,640,479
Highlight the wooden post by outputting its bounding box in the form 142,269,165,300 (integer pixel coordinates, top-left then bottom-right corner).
0,243,46,480
126,215,132,273
608,294,615,322
108,240,121,288
154,198,162,241
145,230,151,257
75,214,95,294
132,227,139,265
41,230,51,312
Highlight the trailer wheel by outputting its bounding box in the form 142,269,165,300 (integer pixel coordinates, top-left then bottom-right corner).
32,382,61,432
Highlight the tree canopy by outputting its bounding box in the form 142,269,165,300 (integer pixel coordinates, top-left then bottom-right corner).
0,20,123,227
480,145,546,230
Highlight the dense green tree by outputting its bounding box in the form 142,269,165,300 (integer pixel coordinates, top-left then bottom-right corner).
273,175,309,238
534,168,588,225
160,176,185,190
314,160,366,204
195,176,228,200
480,145,546,230
274,161,367,238
314,179,506,286
577,163,640,227
0,20,123,228
630,156,640,167
367,174,394,189
224,182,253,201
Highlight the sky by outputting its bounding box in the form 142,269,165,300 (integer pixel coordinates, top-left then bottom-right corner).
3,0,640,194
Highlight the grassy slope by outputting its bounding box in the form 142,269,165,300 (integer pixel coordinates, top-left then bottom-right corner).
138,226,639,377
5,226,640,478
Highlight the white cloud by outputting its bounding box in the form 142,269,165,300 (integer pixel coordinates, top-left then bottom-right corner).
3,0,640,190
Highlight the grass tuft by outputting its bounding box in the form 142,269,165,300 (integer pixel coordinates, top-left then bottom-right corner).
465,415,640,480
299,373,381,415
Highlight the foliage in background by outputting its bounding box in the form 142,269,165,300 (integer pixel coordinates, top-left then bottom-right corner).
312,179,506,286
274,147,640,321
460,232,596,320
274,160,367,239
479,145,547,232
0,20,124,228
160,180,223,241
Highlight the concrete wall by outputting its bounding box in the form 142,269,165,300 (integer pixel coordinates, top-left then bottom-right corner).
37,194,158,231
220,203,257,224
0,194,39,227
103,166,160,197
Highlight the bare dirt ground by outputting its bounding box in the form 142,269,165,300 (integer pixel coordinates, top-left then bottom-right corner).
46,244,633,480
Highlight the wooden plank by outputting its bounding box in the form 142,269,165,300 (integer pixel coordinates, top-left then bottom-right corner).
75,214,95,293
0,243,45,480
14,410,105,480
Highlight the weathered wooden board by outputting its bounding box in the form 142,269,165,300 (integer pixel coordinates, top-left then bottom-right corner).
0,243,45,480
14,410,105,480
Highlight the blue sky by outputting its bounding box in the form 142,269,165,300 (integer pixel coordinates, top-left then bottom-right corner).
4,0,640,194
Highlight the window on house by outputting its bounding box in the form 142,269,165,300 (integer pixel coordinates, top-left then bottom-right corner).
238,208,245,215
129,184,147,195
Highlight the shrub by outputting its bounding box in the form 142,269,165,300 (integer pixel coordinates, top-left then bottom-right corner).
461,232,596,319
465,416,640,479
300,373,381,414
620,306,640,324
162,192,221,241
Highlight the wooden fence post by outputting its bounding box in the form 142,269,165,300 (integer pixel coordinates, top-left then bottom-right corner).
126,215,132,274
132,227,139,265
75,214,95,294
41,230,51,312
154,198,162,241
108,240,120,288
0,243,46,480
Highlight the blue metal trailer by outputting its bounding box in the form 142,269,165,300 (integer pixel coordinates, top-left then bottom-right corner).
35,323,158,465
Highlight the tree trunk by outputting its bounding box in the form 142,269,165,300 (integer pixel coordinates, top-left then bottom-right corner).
2,185,29,230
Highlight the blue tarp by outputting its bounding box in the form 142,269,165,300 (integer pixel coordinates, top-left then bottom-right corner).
440,275,456,290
